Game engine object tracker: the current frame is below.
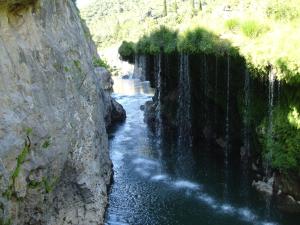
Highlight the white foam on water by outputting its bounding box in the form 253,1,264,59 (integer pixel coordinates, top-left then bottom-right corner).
197,193,216,205
111,151,124,161
173,180,200,190
220,204,235,214
238,208,257,221
124,126,132,132
260,222,278,225
194,192,278,225
107,214,130,225
135,167,151,177
151,174,168,181
121,136,133,142
108,222,129,225
132,158,159,166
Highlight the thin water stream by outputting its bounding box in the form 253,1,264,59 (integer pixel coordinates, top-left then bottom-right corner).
105,77,298,225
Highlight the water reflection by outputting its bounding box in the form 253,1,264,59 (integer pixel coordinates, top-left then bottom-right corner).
112,77,154,96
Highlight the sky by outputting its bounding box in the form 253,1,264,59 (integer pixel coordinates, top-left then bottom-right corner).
76,0,93,8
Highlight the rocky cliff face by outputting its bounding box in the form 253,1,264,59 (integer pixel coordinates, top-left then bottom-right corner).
0,0,123,224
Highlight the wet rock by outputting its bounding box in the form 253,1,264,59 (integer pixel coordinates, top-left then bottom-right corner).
274,172,300,201
240,146,247,159
274,172,300,213
251,163,259,172
104,93,126,129
252,176,274,196
277,194,300,213
144,100,157,131
111,98,126,123
203,126,213,140
216,138,226,149
122,75,130,79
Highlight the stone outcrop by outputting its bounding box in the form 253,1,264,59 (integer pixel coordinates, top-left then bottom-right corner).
252,176,274,196
0,0,122,224
274,172,300,213
143,100,156,132
95,67,126,129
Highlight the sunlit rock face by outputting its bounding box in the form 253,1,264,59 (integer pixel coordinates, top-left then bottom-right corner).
0,1,117,224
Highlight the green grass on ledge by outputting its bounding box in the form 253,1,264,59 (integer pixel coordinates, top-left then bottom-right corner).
118,23,300,84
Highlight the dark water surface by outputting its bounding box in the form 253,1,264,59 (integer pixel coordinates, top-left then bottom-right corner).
105,78,299,225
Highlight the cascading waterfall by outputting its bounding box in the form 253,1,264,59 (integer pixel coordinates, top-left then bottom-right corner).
203,55,208,122
153,54,164,171
177,54,192,147
266,69,275,175
225,55,231,164
139,55,146,81
241,69,251,199
224,55,231,199
133,55,139,79
263,68,276,219
175,53,195,176
133,55,147,80
156,54,163,141
214,56,218,128
277,80,281,105
106,54,287,225
242,69,251,160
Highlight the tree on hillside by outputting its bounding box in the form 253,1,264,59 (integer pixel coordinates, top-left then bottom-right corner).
163,0,168,16
191,0,195,9
199,0,202,11
191,0,196,16
174,0,178,13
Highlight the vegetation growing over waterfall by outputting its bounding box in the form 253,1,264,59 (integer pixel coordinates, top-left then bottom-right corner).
258,90,300,173
79,0,300,83
119,26,239,56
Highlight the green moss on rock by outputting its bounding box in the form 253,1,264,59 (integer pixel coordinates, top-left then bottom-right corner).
0,0,38,13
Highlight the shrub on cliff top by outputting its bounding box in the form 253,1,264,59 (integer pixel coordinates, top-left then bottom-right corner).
118,41,135,62
119,26,239,59
266,0,300,21
177,27,238,56
135,26,178,54
92,57,113,73
225,18,240,32
241,20,269,39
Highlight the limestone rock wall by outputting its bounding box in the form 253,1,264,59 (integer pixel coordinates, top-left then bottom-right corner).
0,0,117,224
